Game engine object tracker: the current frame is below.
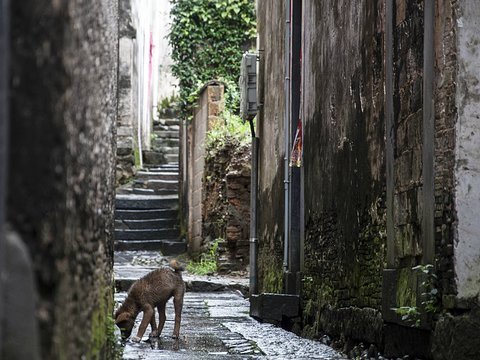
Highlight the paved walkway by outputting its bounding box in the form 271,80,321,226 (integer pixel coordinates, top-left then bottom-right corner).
114,251,345,359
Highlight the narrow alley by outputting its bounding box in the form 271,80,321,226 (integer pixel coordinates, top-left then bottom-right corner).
114,251,343,359
112,103,343,357
2,0,480,360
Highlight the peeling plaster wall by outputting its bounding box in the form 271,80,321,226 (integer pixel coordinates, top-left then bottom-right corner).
454,0,480,301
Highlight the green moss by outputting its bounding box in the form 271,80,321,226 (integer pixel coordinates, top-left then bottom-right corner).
260,255,283,293
396,267,417,308
301,278,335,339
134,147,141,167
88,283,123,360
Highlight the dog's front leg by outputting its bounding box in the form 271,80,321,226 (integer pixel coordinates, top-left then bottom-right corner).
132,305,154,342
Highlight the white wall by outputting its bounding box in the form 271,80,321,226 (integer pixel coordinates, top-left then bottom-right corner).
454,0,480,301
131,0,178,156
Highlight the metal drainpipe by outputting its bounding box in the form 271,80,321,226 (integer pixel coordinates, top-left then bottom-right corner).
283,0,291,273
249,130,259,295
0,0,9,348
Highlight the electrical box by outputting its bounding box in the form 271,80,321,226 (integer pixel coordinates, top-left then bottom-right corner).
239,53,257,121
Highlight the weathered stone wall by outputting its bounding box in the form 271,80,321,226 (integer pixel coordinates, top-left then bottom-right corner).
392,0,424,265
300,0,386,345
117,0,136,185
431,1,480,359
188,83,224,253
7,1,118,358
452,0,480,302
203,140,251,273
257,0,480,358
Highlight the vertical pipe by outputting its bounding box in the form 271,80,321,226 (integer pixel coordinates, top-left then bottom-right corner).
385,0,395,267
0,0,9,348
422,0,435,265
288,0,302,295
283,0,291,272
249,136,259,295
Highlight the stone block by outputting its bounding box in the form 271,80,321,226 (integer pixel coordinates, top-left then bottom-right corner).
142,150,165,165
384,322,431,359
250,293,300,323
432,308,480,360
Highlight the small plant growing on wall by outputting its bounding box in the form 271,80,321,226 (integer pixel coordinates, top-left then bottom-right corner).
187,239,220,275
392,264,439,327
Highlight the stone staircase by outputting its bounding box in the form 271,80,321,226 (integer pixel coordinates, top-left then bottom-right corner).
143,117,180,166
115,109,185,255
115,164,186,255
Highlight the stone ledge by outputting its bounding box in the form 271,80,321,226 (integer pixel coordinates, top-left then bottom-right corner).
250,293,300,324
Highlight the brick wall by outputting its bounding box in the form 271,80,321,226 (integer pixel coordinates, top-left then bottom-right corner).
203,140,251,273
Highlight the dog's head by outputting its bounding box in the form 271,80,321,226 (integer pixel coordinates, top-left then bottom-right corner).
114,310,135,340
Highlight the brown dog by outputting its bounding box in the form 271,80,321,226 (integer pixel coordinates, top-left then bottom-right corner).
115,259,185,342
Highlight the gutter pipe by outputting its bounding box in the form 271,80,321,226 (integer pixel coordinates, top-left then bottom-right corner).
283,0,291,272
249,131,259,295
0,0,9,347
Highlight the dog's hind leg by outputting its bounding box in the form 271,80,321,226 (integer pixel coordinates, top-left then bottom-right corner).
132,305,154,342
172,293,184,339
154,303,166,337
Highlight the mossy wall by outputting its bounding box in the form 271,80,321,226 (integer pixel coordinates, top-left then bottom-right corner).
7,0,118,358
256,0,480,358
300,0,386,344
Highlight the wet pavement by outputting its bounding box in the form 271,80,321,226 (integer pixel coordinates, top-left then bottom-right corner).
114,251,345,359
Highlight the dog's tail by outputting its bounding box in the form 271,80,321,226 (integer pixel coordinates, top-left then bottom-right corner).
170,259,184,272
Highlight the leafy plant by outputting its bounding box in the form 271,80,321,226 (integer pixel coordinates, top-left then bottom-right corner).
187,239,220,275
413,263,439,314
169,0,256,120
392,264,439,327
393,306,421,327
205,109,251,156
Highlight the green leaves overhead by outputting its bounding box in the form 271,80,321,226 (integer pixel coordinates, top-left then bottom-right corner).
169,0,256,119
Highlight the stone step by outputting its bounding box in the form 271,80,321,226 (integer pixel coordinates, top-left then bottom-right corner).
115,228,180,240
135,179,178,191
158,163,179,168
115,194,178,210
117,188,155,196
153,124,180,132
152,138,179,150
117,126,133,136
115,240,187,254
164,147,180,156
136,171,178,181
115,209,178,220
156,118,180,126
115,218,178,230
156,130,179,139
142,150,165,165
131,188,178,196
146,166,179,173
166,154,179,163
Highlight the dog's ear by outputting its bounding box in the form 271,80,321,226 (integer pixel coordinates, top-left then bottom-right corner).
115,312,131,325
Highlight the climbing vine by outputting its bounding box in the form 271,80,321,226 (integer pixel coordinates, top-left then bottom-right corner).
169,0,256,119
